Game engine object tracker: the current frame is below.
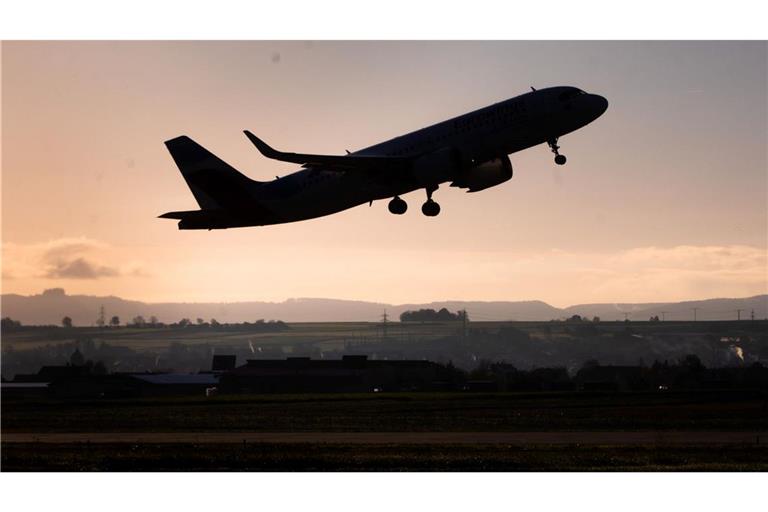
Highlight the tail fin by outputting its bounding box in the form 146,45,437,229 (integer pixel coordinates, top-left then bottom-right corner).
164,136,260,210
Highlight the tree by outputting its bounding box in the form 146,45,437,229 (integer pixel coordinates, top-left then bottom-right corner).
178,318,191,327
592,316,601,323
196,318,205,325
62,316,73,328
132,315,146,327
149,316,159,327
682,354,704,371
70,348,85,366
1,317,22,331
210,318,220,327
110,315,120,327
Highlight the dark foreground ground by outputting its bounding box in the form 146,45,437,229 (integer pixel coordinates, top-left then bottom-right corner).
5,442,767,471
3,390,767,470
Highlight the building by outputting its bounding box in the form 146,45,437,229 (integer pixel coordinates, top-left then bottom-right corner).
220,355,442,393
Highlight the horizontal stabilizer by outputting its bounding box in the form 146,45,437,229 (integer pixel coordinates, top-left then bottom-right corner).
158,210,195,219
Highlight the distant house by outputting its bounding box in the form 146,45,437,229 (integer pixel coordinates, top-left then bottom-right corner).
45,373,221,398
13,365,90,383
129,373,219,396
220,355,441,393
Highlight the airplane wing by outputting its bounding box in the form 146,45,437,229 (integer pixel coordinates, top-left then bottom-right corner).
243,130,411,172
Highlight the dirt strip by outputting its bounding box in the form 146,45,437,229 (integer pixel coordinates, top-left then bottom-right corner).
3,431,767,445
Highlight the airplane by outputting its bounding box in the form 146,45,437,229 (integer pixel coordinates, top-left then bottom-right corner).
160,86,608,229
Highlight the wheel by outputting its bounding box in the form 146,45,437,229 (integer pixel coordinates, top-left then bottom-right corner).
554,154,567,165
421,200,440,217
388,197,407,215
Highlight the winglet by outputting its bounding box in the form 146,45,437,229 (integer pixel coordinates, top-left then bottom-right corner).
244,130,281,159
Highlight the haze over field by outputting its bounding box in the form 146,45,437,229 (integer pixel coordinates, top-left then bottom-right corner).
2,41,767,306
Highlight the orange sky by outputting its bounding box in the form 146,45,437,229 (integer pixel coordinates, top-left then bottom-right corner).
2,41,766,306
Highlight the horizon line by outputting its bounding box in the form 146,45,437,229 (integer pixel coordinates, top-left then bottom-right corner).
2,288,766,310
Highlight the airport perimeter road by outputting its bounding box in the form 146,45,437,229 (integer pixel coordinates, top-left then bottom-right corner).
3,431,766,445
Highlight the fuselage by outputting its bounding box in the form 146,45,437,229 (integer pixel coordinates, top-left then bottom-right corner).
162,86,608,229
252,86,607,225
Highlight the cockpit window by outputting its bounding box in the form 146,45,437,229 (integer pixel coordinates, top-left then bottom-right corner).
558,89,586,101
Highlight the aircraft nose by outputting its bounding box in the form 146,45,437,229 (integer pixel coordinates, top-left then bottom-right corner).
591,94,609,117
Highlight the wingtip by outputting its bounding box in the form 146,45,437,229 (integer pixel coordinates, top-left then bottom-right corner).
243,130,275,156
164,135,191,146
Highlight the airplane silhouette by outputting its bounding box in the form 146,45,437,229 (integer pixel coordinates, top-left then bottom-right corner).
160,86,608,229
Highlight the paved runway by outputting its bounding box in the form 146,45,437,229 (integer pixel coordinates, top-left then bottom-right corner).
3,431,766,445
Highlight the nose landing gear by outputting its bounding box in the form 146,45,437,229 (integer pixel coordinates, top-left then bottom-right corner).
547,138,567,165
421,186,441,217
388,196,407,215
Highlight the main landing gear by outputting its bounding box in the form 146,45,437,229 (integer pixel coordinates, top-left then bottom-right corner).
388,187,441,217
421,186,440,217
547,138,567,165
388,196,407,215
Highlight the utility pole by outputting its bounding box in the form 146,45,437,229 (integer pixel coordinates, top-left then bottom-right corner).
736,309,743,321
460,309,468,338
692,307,699,322
380,309,389,340
661,311,669,322
751,310,755,322
97,305,106,328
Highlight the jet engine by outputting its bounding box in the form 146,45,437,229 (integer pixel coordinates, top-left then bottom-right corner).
450,156,513,192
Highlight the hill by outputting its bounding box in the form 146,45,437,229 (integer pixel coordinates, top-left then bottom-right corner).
1,288,765,325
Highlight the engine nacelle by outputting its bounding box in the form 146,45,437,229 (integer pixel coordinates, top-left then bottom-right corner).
450,156,513,192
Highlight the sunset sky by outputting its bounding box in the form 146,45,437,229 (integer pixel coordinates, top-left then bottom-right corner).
2,41,766,306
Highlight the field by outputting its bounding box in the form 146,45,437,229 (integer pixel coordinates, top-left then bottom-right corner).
3,390,768,433
3,390,767,470
5,319,762,354
5,442,767,471
4,319,766,377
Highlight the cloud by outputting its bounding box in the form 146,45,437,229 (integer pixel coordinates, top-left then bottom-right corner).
44,257,119,279
502,244,767,305
2,237,147,282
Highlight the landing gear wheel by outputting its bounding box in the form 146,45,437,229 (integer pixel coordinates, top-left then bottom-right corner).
547,138,567,165
387,196,407,215
421,200,441,217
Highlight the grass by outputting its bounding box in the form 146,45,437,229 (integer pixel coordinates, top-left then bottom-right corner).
4,390,767,433
4,442,768,471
